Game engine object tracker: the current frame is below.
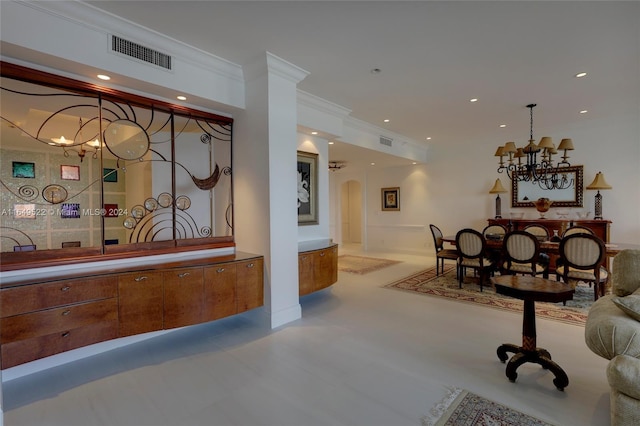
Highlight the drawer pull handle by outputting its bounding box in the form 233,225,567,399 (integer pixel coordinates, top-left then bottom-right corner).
247,263,254,268
134,276,148,282
178,272,190,278
61,332,70,338
320,253,325,257
62,310,71,316
217,268,225,273
61,286,71,292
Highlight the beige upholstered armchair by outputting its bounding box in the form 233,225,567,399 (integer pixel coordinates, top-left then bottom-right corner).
585,249,640,426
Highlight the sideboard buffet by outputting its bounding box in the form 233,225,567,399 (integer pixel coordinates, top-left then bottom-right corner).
488,218,611,242
0,252,264,369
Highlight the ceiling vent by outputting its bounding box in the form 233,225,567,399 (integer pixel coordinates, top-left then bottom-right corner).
111,35,172,70
379,136,393,147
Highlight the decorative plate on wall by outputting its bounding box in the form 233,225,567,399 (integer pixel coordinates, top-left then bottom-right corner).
42,184,68,204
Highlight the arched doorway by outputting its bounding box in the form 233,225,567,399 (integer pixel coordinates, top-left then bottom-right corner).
341,180,362,245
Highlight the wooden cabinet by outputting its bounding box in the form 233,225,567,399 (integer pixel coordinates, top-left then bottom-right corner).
237,259,264,313
0,277,118,369
203,262,237,321
118,271,164,337
1,253,263,369
163,267,204,329
298,244,338,296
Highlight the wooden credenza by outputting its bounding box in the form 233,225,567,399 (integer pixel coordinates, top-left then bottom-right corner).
488,218,611,242
0,253,263,369
298,244,338,297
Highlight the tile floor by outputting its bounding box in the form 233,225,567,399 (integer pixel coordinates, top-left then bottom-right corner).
1,245,611,425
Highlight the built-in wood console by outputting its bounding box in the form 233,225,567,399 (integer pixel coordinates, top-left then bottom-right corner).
488,218,611,242
298,243,338,296
0,252,263,369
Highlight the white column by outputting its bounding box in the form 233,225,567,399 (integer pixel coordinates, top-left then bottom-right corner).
234,52,309,328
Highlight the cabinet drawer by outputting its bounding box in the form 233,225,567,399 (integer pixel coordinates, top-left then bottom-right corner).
0,320,118,369
1,276,117,318
1,298,117,344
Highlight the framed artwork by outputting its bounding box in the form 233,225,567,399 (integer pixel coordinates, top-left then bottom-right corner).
61,203,80,218
12,162,35,178
103,203,119,218
381,187,400,211
61,165,80,181
297,151,318,225
103,168,118,182
13,203,36,219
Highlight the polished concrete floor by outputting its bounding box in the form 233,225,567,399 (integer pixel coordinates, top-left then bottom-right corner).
2,245,611,426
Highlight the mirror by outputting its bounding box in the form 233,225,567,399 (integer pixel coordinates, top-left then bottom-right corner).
0,65,233,264
511,165,583,208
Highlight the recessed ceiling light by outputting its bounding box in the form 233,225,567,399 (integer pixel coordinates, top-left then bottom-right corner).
426,137,432,140
575,72,587,78
177,95,187,101
580,110,588,114
311,131,318,135
499,124,507,128
370,162,376,166
97,74,110,81
328,141,334,145
383,119,390,123
412,162,417,165
470,98,478,102
371,68,381,74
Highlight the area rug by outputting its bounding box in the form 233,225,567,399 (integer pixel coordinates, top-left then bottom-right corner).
384,266,590,326
422,387,554,426
338,255,402,275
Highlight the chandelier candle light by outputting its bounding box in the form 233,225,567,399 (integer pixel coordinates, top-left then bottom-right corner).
586,171,612,220
489,178,508,219
495,104,575,190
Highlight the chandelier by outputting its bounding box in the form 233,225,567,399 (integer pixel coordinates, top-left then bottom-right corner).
494,104,575,190
50,118,101,162
328,161,346,171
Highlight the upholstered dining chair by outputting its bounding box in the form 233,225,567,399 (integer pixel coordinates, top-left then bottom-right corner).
562,225,595,237
523,224,550,241
502,230,548,278
455,228,495,292
429,224,458,276
556,233,608,301
482,224,507,239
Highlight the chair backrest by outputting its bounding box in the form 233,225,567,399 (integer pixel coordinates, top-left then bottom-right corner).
429,224,445,252
503,231,540,264
456,228,486,259
562,225,594,238
523,224,549,241
559,233,606,271
482,224,507,242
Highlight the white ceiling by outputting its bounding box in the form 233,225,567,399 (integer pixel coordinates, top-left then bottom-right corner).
83,1,639,170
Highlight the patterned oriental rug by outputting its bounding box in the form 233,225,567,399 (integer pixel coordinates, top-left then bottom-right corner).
385,265,591,326
422,387,554,426
338,255,402,275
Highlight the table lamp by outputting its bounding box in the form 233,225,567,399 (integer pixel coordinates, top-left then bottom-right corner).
586,171,612,220
489,178,508,219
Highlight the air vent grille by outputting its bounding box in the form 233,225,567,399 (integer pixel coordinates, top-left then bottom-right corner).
111,35,172,70
379,136,393,147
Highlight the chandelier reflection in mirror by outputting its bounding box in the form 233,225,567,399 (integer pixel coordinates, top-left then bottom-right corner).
494,104,575,190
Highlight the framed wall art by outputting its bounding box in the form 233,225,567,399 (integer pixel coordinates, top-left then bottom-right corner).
12,161,35,178
61,203,80,218
61,165,80,181
297,151,318,225
381,187,400,211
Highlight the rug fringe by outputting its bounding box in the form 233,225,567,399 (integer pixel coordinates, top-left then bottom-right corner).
420,386,463,426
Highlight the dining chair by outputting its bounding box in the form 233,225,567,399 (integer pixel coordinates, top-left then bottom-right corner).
455,228,495,292
502,230,548,278
562,225,595,238
429,224,458,276
523,224,549,241
482,224,508,240
556,233,608,301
